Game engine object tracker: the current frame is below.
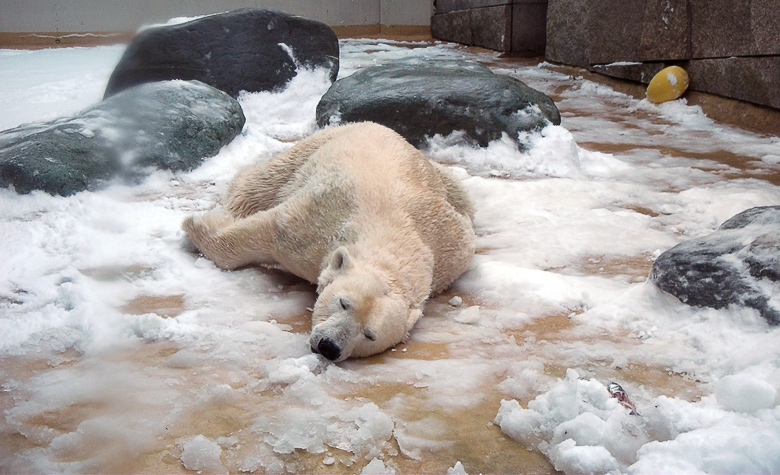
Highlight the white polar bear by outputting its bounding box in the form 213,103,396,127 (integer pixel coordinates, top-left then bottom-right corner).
183,122,475,361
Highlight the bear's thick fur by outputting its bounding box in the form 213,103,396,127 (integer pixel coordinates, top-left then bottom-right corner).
183,122,475,361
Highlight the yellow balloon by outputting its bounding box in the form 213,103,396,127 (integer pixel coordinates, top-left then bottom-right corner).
646,66,690,103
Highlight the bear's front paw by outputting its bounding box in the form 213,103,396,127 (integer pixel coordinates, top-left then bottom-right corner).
182,210,233,253
182,215,210,254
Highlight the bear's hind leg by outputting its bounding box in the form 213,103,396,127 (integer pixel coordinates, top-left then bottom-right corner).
224,164,285,219
183,209,278,270
225,126,348,219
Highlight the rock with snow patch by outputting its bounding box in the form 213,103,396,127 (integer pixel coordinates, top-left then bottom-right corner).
315,59,560,148
0,80,245,196
649,206,780,325
104,8,339,99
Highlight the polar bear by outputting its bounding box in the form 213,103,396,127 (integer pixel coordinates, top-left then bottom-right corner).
183,122,475,361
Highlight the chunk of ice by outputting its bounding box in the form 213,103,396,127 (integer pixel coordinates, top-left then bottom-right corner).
179,435,227,475
455,305,480,324
361,458,395,475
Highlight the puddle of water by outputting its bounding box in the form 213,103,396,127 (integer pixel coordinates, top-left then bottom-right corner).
272,311,313,334
506,314,702,403
338,354,558,474
549,254,655,282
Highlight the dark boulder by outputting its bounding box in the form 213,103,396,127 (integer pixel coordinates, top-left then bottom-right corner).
104,8,339,99
315,59,561,148
649,206,780,325
0,80,245,196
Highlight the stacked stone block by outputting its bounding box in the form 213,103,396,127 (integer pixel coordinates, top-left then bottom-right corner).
547,0,780,109
431,0,548,54
432,0,779,109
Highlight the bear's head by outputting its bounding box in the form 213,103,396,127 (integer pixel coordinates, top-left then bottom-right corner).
310,247,423,362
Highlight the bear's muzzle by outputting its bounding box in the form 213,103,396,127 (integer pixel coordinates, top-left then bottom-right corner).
311,336,341,361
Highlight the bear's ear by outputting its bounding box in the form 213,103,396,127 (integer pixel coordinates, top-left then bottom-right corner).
317,246,352,292
330,246,352,272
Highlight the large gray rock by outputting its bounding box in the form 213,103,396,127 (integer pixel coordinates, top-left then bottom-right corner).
650,206,780,325
104,8,339,99
316,60,561,148
0,80,245,196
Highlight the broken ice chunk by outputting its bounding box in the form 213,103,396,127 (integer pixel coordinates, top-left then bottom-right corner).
455,305,480,324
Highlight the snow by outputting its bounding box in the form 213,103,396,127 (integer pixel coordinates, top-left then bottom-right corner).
715,374,778,413
447,460,469,474
361,457,396,475
179,435,227,474
494,369,649,474
454,305,481,324
667,71,679,87
2,38,780,474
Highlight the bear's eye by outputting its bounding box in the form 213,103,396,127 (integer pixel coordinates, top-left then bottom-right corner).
364,328,377,341
338,297,351,311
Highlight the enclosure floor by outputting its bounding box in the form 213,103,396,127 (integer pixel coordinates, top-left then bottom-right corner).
2,39,779,475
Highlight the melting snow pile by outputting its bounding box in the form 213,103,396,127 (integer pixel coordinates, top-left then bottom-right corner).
496,369,780,474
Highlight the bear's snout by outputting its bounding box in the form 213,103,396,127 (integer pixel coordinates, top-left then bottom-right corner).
312,337,341,361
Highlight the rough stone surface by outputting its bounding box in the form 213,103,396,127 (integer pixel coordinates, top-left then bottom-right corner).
687,57,780,110
638,0,691,61
431,0,548,53
587,0,646,65
511,3,548,54
104,8,339,99
590,62,665,85
315,59,561,148
752,0,780,55
431,10,473,46
691,0,752,58
546,0,780,109
545,0,591,67
0,80,245,196
435,0,515,14
431,5,510,52
471,5,511,51
650,206,780,325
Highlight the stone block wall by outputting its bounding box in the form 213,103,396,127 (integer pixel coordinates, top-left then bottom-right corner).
546,0,780,109
431,0,548,54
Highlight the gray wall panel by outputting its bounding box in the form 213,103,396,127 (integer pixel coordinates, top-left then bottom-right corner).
0,0,430,32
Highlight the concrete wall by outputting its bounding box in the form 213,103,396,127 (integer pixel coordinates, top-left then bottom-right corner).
0,0,432,34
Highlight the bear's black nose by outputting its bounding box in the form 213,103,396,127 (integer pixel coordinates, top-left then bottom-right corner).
317,338,341,361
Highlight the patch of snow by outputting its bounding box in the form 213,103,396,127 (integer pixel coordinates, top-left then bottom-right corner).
179,435,228,475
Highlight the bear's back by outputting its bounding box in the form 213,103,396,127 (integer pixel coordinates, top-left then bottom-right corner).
306,123,453,212
311,123,475,293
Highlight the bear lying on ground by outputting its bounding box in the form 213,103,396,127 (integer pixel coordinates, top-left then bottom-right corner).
183,122,476,361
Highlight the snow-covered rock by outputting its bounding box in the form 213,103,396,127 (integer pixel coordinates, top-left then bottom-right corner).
650,206,780,325
0,80,244,195
316,59,560,149
104,8,339,99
